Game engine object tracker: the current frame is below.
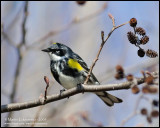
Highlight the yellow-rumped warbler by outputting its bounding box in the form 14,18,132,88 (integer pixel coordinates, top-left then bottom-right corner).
42,43,122,106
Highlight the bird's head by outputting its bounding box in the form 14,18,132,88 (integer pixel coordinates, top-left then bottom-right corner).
42,42,72,61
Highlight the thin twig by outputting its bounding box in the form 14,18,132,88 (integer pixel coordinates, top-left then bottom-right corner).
5,49,22,127
120,111,139,127
84,14,129,84
30,106,44,127
21,1,29,46
5,2,29,127
98,56,158,83
1,25,17,48
31,76,50,127
120,94,144,126
1,71,158,113
44,76,50,101
1,5,24,47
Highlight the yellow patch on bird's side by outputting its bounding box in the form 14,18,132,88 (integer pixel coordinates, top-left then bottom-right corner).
53,42,57,44
68,59,84,71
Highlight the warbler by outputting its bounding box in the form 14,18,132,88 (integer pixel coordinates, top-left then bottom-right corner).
42,43,122,106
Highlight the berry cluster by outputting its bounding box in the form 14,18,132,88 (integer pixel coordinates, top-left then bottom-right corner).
115,65,159,124
141,107,159,124
127,18,158,58
115,65,158,93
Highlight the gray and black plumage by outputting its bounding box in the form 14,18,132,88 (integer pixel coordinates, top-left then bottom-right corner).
42,43,122,106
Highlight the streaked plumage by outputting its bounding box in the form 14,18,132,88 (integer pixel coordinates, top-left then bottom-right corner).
42,43,122,106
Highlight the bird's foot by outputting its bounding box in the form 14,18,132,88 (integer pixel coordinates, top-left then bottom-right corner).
60,88,70,99
60,88,66,95
77,84,84,94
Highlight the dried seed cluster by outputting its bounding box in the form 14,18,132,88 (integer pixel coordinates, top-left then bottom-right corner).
152,100,159,107
145,76,154,85
131,85,140,94
146,49,158,58
114,65,159,125
141,108,159,123
127,18,158,58
137,49,145,57
115,65,125,79
129,18,137,27
141,108,147,115
139,72,159,123
127,32,137,44
135,27,146,36
115,67,158,95
140,35,149,45
76,1,86,5
142,86,158,94
126,74,133,81
114,66,159,124
142,71,158,94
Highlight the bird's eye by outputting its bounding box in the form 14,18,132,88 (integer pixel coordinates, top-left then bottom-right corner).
53,50,64,56
56,50,60,54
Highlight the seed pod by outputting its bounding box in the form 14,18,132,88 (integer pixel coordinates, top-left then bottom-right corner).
116,65,124,74
151,110,159,117
152,100,159,107
135,27,146,36
137,49,145,57
115,73,124,80
127,31,137,44
44,76,49,85
142,86,150,93
129,18,137,27
148,87,158,94
126,74,134,81
146,116,152,123
131,86,140,94
146,49,158,58
145,76,154,85
140,36,149,45
141,108,147,115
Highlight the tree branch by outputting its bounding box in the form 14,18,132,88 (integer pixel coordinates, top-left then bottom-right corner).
1,71,158,113
120,94,143,126
84,13,129,84
1,23,17,48
5,1,29,127
21,1,29,46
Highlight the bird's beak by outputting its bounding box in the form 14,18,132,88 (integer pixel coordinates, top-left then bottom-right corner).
42,48,50,52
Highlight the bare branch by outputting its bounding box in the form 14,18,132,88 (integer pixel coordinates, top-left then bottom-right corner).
5,2,29,127
30,106,44,127
21,1,29,46
108,13,115,27
31,76,50,127
120,94,143,126
84,13,129,84
1,24,17,48
1,71,158,113
44,76,50,101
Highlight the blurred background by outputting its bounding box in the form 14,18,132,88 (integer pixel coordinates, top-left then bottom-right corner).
1,1,159,127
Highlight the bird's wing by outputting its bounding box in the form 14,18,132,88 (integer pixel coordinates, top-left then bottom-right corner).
72,52,100,84
72,52,89,71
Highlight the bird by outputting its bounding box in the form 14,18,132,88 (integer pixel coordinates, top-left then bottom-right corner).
42,42,122,106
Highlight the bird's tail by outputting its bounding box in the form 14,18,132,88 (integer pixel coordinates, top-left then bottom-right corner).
95,91,123,106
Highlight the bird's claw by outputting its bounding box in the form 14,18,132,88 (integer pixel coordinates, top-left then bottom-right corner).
60,88,66,95
77,84,84,94
60,88,70,99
